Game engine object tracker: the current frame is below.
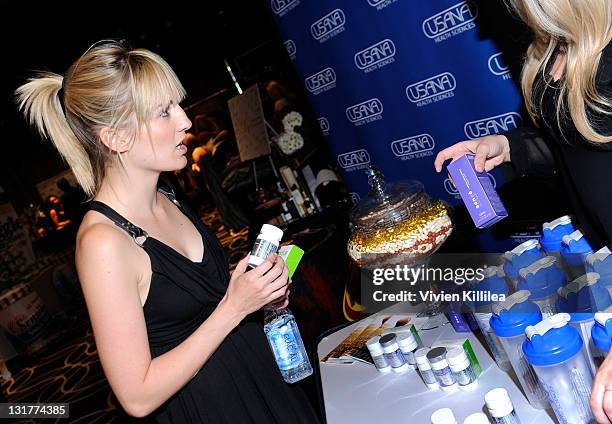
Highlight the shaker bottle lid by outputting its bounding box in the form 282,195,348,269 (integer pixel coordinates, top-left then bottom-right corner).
490,290,543,337
259,224,284,243
561,230,593,254
485,388,514,418
587,246,612,267
510,239,540,256
593,313,612,351
568,272,601,291
470,266,508,308
518,256,557,279
503,240,544,280
463,412,489,424
431,407,457,424
523,313,583,365
543,215,572,231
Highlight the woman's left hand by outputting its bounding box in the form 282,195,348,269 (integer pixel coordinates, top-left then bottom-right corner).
591,349,612,423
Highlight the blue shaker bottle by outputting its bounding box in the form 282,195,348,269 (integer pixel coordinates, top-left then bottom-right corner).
490,290,548,409
517,256,565,318
523,313,595,424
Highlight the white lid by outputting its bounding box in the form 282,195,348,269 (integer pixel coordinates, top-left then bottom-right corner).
594,312,612,326
445,346,470,370
397,332,418,351
492,290,531,315
430,357,451,371
431,408,457,424
543,215,572,231
259,224,284,243
381,342,400,354
587,246,612,266
511,239,540,255
525,313,570,340
562,229,584,245
463,413,490,424
518,256,556,279
366,336,384,356
567,272,601,293
557,286,570,299
485,388,514,418
482,265,502,279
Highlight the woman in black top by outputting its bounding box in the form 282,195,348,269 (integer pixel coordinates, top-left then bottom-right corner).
434,1,612,421
15,40,319,423
435,1,612,250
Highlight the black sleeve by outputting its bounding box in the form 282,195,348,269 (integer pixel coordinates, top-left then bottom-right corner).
503,126,557,177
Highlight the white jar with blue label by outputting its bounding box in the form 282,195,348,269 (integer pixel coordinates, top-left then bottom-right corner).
523,313,595,424
502,239,545,288
489,290,548,410
468,265,511,372
517,256,565,318
592,312,612,368
560,230,594,280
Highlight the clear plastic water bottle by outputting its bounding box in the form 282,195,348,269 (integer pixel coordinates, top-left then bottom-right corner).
263,307,313,383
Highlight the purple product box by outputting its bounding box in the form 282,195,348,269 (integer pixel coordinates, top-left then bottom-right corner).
446,154,508,228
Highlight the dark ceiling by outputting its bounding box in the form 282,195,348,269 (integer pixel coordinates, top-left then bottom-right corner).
0,0,284,207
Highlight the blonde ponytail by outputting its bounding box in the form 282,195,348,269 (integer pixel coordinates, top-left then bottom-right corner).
15,73,96,196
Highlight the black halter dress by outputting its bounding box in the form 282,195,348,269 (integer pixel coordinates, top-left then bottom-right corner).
87,188,320,423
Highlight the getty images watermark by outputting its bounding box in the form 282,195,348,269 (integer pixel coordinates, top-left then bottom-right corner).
360,253,507,312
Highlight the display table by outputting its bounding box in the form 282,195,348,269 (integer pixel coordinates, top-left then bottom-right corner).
317,304,557,423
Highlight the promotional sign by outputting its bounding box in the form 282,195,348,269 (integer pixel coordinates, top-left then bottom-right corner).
228,84,272,161
268,0,523,213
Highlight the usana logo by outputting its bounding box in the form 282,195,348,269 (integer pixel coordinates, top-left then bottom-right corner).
317,117,330,135
305,67,336,95
270,0,300,17
349,192,361,206
422,1,478,42
345,98,384,126
354,39,396,73
488,52,511,79
444,174,497,197
311,9,346,42
366,0,400,11
284,40,296,59
464,112,522,139
390,133,435,160
337,149,371,170
406,72,456,106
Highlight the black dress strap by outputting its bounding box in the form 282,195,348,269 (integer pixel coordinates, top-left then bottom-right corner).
87,201,149,246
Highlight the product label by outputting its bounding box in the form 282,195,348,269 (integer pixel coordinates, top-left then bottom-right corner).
372,354,389,370
383,350,406,368
268,322,304,371
420,368,438,385
433,366,456,386
249,238,278,266
570,367,596,422
474,313,508,365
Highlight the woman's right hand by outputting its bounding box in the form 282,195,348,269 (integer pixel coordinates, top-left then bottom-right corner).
222,254,289,319
433,134,511,173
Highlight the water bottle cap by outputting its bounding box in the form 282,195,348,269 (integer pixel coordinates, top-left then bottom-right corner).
430,407,457,424
525,313,570,339
485,388,514,418
543,215,572,230
522,313,583,365
518,256,556,279
259,224,284,243
490,291,542,337
463,413,490,424
366,336,384,356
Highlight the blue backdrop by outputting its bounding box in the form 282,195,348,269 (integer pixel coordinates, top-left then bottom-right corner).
268,0,524,212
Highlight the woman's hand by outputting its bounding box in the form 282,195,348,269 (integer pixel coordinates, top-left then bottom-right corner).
222,254,289,320
591,351,612,423
433,134,511,173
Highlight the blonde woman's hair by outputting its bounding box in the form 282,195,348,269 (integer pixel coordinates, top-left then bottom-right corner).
506,0,612,143
15,40,186,196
